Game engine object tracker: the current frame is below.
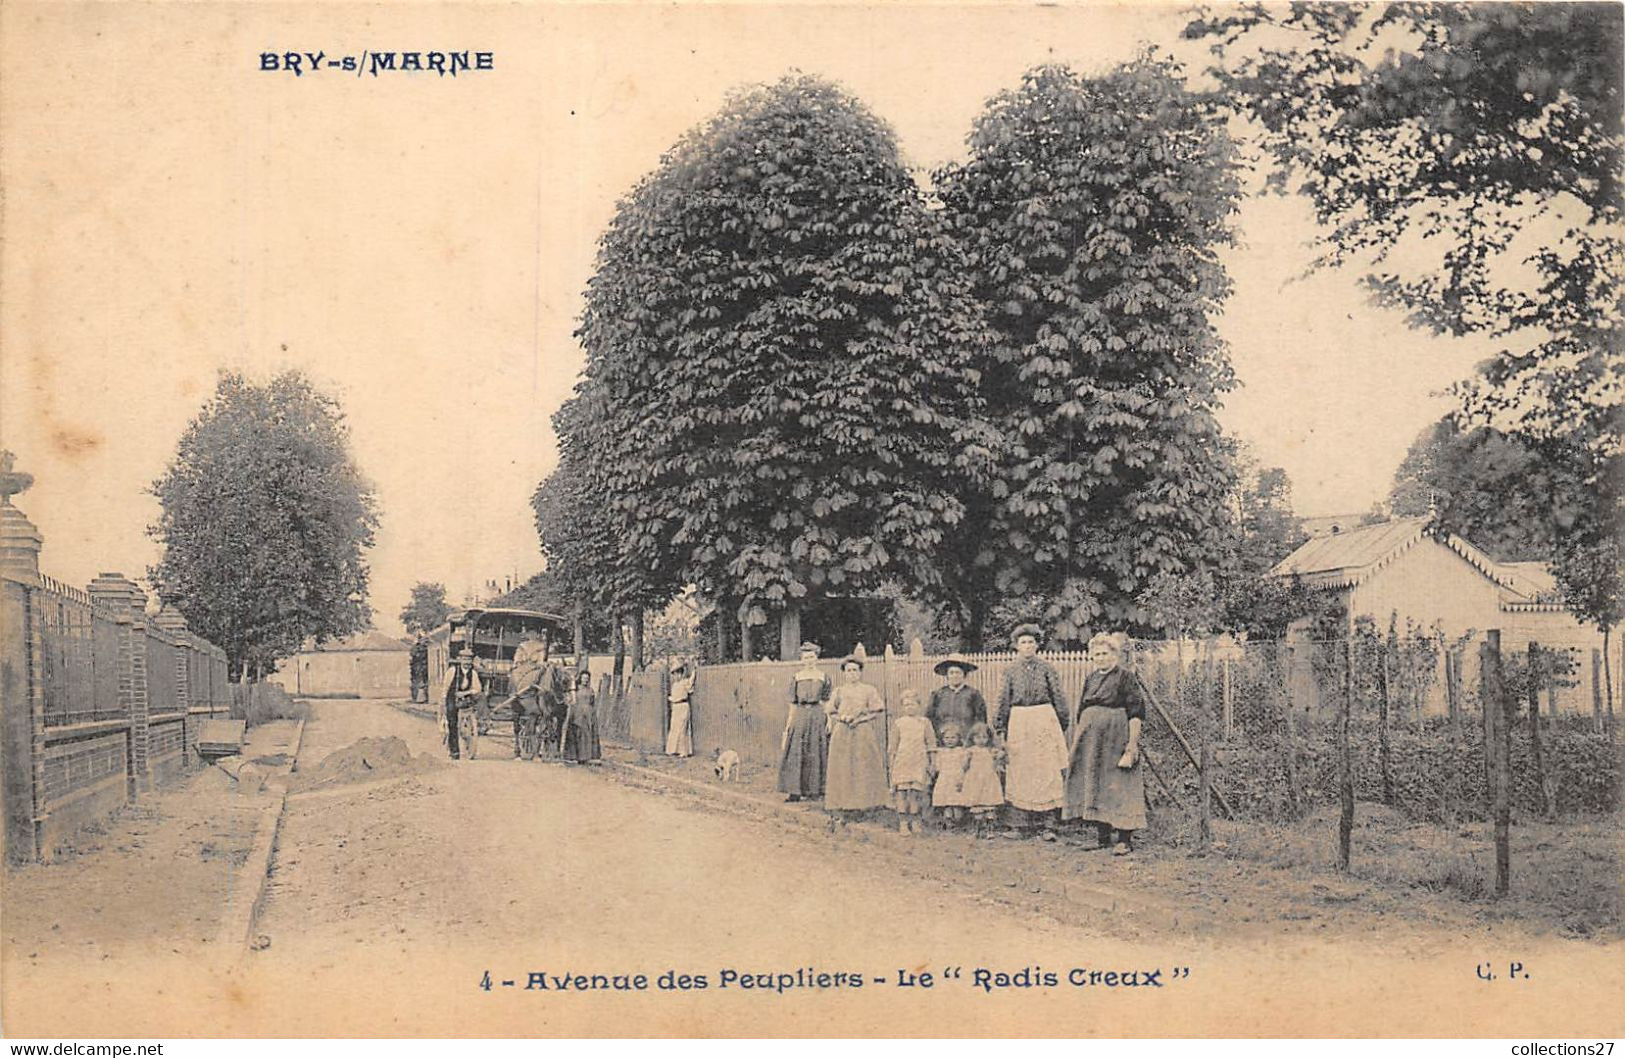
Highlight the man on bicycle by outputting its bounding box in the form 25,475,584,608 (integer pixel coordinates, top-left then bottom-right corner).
441,648,482,760
507,628,550,758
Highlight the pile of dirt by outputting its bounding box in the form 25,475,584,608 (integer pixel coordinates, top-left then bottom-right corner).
289,736,442,794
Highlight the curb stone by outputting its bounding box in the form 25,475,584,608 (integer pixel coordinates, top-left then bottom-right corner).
220,716,304,963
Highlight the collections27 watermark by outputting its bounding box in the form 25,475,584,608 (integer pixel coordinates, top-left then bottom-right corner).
259,50,493,77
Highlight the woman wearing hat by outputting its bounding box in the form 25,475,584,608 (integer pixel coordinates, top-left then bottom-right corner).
1063,632,1147,854
777,642,831,801
823,655,890,818
928,654,987,739
994,624,1069,838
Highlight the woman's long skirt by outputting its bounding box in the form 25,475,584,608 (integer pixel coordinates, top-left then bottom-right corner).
777,703,827,796
1003,704,1067,812
563,701,601,763
825,717,890,811
1062,706,1147,830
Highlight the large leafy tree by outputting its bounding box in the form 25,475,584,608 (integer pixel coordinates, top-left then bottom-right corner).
529,390,663,661
1213,452,1314,638
1187,2,1622,461
573,74,995,657
935,59,1242,641
149,371,378,679
1387,417,1592,562
398,581,452,636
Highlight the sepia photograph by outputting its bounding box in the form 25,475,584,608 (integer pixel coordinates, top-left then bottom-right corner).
0,0,1621,1040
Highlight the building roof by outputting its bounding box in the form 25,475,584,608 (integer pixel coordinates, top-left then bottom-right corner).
1271,516,1524,593
1494,561,1560,601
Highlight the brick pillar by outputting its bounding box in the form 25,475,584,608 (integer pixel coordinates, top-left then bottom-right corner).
1,466,44,862
89,574,144,796
87,576,150,793
154,610,190,759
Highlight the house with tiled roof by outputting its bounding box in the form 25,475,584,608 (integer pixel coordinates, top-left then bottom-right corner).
1271,516,1614,715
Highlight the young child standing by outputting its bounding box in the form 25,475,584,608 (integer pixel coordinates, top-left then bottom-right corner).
931,722,970,827
890,689,936,834
961,722,1006,838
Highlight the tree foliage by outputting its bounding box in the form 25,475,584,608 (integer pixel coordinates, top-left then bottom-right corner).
149,371,378,677
1187,3,1623,457
399,581,452,636
573,74,995,631
935,59,1242,640
1387,417,1591,561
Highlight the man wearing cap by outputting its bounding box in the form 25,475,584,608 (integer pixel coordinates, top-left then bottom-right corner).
441,648,483,760
928,655,987,739
994,623,1069,839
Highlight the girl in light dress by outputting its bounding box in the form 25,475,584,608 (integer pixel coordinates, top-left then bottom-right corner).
889,689,936,834
931,722,970,826
931,721,1005,837
961,722,1006,838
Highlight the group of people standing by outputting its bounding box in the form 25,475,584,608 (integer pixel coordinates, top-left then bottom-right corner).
775,625,1148,853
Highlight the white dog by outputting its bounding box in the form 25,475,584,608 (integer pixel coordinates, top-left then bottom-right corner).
713,748,740,782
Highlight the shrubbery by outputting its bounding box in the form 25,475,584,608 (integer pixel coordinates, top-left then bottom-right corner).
1143,718,1621,824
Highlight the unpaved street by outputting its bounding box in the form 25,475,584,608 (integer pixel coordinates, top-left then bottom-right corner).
227,701,1621,1037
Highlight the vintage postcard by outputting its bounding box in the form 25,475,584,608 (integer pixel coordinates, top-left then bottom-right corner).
1,0,1621,1040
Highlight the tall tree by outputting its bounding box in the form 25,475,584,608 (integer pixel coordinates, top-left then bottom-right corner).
1213,451,1313,638
399,581,452,636
574,74,995,657
936,58,1242,641
1387,417,1591,561
149,371,378,679
1187,3,1623,461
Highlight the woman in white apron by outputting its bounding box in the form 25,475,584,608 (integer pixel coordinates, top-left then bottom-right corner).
993,623,1069,839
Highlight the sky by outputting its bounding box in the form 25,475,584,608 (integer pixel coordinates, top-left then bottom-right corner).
0,1,1496,634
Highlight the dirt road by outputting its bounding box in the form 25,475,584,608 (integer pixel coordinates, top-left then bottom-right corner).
222,701,1621,1037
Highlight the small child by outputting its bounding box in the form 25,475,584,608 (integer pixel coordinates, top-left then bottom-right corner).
932,721,970,826
961,722,1006,839
890,689,936,834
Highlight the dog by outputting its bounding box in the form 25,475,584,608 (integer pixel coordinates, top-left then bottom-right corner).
712,748,740,782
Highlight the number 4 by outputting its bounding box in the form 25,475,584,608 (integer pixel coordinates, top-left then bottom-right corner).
480,970,493,991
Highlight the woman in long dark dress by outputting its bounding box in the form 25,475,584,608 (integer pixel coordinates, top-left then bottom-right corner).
562,669,601,764
1063,632,1147,854
778,642,831,802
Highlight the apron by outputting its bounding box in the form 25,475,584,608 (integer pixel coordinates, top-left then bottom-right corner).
1004,703,1067,812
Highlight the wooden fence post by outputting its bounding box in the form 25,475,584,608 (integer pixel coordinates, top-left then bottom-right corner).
1445,644,1463,739
1480,630,1511,897
1593,649,1605,734
1378,645,1395,806
1527,642,1552,819
1198,741,1213,851
1275,644,1302,821
1337,638,1355,873
1222,658,1233,741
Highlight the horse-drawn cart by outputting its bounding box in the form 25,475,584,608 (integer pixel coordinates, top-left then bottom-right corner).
426,606,572,757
